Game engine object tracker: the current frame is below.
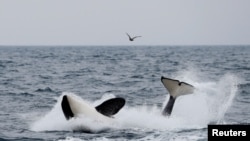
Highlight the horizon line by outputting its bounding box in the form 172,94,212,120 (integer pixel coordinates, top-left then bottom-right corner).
0,44,250,47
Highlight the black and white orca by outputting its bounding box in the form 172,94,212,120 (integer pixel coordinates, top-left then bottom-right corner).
61,95,125,121
161,76,195,116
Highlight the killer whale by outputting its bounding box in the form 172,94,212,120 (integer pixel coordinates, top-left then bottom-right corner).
61,94,125,121
161,76,195,116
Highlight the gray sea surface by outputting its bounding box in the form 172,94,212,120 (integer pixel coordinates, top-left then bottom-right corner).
0,45,249,141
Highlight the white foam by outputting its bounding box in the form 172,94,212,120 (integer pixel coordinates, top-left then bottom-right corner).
30,72,239,133
57,136,84,141
30,94,72,131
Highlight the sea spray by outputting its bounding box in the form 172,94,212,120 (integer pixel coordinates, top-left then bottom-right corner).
30,74,239,132
212,74,239,123
30,94,71,131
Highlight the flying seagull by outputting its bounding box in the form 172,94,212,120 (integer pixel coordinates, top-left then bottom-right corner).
126,33,142,41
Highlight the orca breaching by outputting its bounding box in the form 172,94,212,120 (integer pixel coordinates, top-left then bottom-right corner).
61,76,195,122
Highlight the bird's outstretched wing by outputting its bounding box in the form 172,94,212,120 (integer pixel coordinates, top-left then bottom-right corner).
126,33,132,39
132,36,142,39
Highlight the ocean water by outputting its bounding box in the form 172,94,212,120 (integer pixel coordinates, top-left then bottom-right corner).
0,45,249,141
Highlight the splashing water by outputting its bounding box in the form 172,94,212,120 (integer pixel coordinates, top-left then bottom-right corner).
30,73,239,133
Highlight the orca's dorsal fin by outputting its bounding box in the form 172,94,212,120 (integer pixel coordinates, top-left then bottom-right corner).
61,95,74,120
95,98,125,117
161,76,194,98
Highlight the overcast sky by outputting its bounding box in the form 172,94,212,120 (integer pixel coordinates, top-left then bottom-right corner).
0,0,250,46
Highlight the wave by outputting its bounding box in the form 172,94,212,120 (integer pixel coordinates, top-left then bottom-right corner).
35,87,54,93
30,72,239,133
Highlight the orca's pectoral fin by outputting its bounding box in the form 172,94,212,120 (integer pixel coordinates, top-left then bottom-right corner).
61,95,74,120
95,97,125,117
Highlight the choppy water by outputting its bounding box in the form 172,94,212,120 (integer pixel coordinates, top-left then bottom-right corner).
0,46,249,141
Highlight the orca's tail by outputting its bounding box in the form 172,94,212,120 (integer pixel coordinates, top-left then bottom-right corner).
161,76,195,116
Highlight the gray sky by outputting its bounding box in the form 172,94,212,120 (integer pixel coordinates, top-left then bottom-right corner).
0,0,250,46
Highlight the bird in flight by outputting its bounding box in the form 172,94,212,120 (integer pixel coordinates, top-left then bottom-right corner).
126,33,142,41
